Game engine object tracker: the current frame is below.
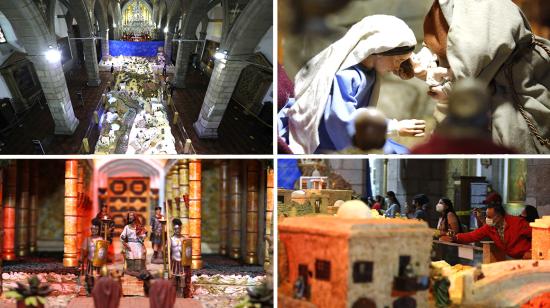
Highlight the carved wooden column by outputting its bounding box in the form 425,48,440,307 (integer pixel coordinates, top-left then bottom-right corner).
246,161,260,264
16,161,30,257
265,167,274,268
178,160,190,236
63,160,79,267
165,168,173,222
2,163,16,260
171,165,180,218
188,159,202,269
76,163,84,259
29,161,39,253
229,161,242,259
219,161,229,255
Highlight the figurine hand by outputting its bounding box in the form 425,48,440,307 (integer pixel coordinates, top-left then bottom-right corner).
411,47,437,80
397,119,426,137
428,85,448,101
439,235,453,242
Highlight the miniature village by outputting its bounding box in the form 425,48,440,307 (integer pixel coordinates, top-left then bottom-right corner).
277,158,550,308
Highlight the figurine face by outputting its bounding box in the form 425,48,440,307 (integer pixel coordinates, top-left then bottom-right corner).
128,212,135,224
155,208,161,216
91,224,100,236
173,224,181,236
374,53,413,75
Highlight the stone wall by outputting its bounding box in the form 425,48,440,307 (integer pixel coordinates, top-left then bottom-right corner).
37,160,65,243
201,161,221,253
327,159,366,196
526,159,550,216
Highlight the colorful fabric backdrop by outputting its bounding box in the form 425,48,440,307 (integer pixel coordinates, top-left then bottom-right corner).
109,40,164,57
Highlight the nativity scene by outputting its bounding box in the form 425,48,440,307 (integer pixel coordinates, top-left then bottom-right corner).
277,0,550,154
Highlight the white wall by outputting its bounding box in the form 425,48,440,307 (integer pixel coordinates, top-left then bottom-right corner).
0,76,12,99
54,2,69,38
254,26,272,64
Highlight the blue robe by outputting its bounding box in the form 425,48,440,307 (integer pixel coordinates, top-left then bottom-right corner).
278,64,408,154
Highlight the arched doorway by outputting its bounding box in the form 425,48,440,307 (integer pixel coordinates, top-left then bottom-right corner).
95,158,165,264
352,297,376,308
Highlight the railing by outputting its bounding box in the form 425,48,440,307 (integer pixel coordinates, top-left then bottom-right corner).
78,90,107,154
162,90,196,154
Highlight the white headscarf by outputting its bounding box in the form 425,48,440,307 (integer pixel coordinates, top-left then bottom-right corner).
287,15,417,154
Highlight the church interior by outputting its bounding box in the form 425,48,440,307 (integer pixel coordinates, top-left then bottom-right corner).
0,0,273,154
0,158,273,307
278,158,550,307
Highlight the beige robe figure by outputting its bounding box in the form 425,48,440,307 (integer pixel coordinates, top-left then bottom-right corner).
429,0,550,154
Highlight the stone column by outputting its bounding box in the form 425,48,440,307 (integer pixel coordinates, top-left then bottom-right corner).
82,40,101,86
193,58,247,138
265,167,274,268
188,159,202,269
178,160,190,236
3,161,17,260
29,161,39,253
16,161,30,257
173,41,195,88
164,32,174,64
27,56,79,135
219,161,229,255
101,30,110,60
64,160,79,267
246,161,260,264
229,160,242,259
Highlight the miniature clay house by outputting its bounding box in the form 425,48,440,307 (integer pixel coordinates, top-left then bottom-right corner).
531,216,550,261
278,216,432,308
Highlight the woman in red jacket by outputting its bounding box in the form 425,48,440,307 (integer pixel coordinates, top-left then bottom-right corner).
441,204,532,259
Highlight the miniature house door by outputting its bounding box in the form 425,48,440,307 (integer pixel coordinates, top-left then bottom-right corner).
107,177,150,237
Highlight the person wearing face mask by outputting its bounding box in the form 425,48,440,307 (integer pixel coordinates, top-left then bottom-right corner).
384,191,401,218
473,192,503,228
442,204,532,260
278,15,426,154
435,198,462,237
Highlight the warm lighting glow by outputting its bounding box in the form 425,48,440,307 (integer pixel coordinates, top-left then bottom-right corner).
45,48,62,63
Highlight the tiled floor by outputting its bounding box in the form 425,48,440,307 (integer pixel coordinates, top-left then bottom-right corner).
0,66,272,154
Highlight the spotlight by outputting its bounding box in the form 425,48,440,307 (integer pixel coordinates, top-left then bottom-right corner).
113,23,117,28
214,50,228,60
163,27,168,33
45,47,61,63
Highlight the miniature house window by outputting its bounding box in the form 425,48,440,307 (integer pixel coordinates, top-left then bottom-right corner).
398,255,411,276
315,259,331,281
353,261,373,283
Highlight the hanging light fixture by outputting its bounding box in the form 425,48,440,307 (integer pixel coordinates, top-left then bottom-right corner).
45,45,61,63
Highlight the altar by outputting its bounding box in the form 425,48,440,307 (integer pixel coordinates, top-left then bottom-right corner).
99,54,175,74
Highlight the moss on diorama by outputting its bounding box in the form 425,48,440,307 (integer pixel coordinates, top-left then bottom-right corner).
278,201,315,217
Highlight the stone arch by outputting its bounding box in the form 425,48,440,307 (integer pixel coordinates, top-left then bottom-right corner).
193,0,272,139
162,0,182,63
0,0,79,134
94,0,109,59
68,0,101,86
172,0,210,88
